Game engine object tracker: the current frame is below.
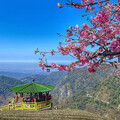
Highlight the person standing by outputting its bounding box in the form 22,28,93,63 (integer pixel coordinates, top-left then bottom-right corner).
31,97,34,102
35,93,38,102
15,93,18,103
13,97,16,104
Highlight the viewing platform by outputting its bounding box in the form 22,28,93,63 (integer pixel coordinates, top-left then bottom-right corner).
0,100,52,111
0,79,54,111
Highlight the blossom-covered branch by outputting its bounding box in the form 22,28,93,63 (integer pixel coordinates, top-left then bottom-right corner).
36,0,120,73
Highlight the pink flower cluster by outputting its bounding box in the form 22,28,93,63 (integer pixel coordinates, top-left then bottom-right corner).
56,63,76,72
88,0,94,4
51,62,56,67
38,1,120,73
92,11,110,24
74,0,96,11
57,3,60,8
66,31,73,37
81,23,89,29
58,46,69,55
114,10,120,21
56,64,65,71
109,39,120,52
87,62,96,72
50,49,55,55
38,61,42,67
74,3,83,9
74,25,79,30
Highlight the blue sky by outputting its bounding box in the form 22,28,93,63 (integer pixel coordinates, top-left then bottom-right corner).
0,0,89,62
0,0,115,63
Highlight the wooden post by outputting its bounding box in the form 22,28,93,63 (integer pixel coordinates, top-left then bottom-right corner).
39,92,42,98
30,93,32,102
45,92,47,101
39,92,42,101
20,93,23,102
34,93,37,102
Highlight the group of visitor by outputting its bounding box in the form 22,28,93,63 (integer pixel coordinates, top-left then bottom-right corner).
23,93,51,103
10,92,51,104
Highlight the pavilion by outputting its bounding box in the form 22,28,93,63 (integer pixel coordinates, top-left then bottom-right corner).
0,79,55,111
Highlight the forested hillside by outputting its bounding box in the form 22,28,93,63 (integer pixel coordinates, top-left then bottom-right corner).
55,71,120,118
52,64,114,103
0,64,119,119
0,76,22,105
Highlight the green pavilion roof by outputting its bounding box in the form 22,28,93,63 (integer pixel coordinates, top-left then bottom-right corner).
10,80,55,93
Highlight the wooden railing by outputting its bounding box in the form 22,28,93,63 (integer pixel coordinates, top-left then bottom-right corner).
0,100,52,111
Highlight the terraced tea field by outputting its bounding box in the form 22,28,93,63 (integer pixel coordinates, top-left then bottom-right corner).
0,109,109,120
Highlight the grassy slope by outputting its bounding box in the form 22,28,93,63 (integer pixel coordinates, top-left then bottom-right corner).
0,109,108,120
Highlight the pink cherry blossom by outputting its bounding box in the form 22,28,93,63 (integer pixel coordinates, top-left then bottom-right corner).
57,3,60,8
65,66,71,72
50,49,55,55
46,69,50,72
74,3,82,9
87,62,96,72
68,26,72,31
74,25,79,30
114,10,120,21
37,0,120,73
38,61,42,67
109,39,120,52
57,64,64,71
51,62,56,67
42,54,45,57
66,31,73,37
42,67,45,70
88,0,94,4
64,39,71,42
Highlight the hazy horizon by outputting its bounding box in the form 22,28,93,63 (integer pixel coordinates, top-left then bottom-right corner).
0,61,77,74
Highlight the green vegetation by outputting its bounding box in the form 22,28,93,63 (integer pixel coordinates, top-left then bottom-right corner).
52,65,114,103
52,65,120,119
0,65,120,119
0,76,22,105
57,73,120,119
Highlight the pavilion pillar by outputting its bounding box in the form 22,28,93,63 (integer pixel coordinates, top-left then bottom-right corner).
39,92,42,98
39,92,42,101
20,93,23,102
30,93,32,98
45,92,48,100
34,93,37,102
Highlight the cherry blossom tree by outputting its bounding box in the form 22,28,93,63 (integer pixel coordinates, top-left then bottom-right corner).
35,0,120,73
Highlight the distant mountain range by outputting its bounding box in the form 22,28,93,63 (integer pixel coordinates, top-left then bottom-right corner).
0,64,120,119
20,71,67,86
0,71,34,79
